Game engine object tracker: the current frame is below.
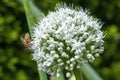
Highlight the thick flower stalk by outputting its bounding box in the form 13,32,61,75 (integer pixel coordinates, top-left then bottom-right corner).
30,5,104,78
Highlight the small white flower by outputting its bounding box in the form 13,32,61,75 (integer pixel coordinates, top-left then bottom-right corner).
66,72,71,77
30,4,104,77
87,53,95,62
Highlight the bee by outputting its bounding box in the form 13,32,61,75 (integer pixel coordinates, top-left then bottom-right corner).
20,32,31,51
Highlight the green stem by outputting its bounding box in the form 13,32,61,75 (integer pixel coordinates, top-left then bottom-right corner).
78,61,102,80
39,70,48,80
51,72,65,80
73,68,83,80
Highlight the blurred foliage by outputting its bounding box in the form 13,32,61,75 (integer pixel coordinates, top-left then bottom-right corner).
0,0,120,80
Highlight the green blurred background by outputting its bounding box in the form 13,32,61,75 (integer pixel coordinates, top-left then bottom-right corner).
0,0,120,80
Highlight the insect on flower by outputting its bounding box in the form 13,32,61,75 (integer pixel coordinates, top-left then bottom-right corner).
20,32,31,51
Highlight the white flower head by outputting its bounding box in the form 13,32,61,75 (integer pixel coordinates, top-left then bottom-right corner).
30,4,104,77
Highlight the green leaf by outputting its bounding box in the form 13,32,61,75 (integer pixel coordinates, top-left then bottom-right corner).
23,0,44,34
78,61,102,80
51,72,65,80
23,0,47,80
73,68,83,80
